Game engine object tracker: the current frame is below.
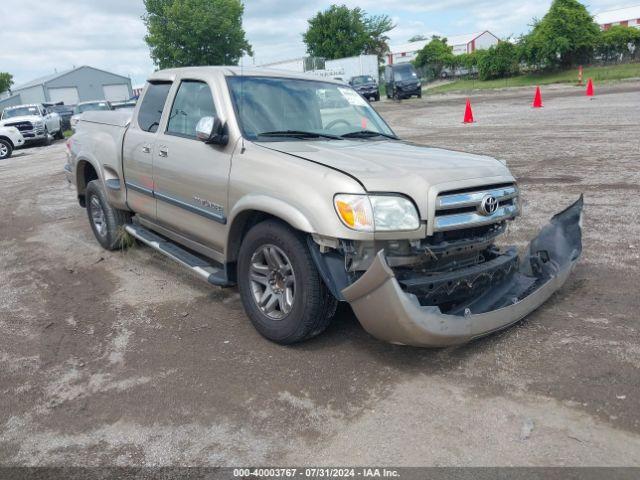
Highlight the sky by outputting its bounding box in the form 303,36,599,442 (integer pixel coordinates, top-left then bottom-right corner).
0,0,633,87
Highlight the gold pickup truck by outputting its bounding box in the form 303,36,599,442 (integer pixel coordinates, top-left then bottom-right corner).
65,66,583,347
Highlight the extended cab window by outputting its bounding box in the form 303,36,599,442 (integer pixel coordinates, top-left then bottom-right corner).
138,82,172,133
167,80,216,138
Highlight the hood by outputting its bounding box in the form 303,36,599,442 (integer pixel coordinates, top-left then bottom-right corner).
0,115,42,126
259,139,514,219
354,82,377,89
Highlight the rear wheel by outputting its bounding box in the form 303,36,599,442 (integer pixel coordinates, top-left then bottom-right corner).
238,220,337,344
0,139,12,160
86,180,132,250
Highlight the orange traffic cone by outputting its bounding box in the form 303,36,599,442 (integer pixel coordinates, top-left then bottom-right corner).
532,86,543,108
586,78,594,97
463,99,474,123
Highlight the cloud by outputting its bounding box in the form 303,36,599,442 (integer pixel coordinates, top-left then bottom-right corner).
0,0,620,87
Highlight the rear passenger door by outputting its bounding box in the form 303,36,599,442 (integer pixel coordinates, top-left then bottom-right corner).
122,81,172,220
153,78,232,253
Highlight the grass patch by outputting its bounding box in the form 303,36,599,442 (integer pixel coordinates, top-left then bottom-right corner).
425,63,640,95
63,129,73,138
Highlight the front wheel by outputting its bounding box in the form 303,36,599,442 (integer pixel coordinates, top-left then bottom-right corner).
237,220,337,344
43,128,52,146
54,127,64,140
0,139,12,160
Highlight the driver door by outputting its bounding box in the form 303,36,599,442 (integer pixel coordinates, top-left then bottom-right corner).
153,78,232,253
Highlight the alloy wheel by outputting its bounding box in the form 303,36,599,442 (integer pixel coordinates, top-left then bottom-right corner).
89,196,107,238
249,244,296,320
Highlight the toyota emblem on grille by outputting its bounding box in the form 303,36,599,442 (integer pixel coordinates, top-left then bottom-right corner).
479,194,498,216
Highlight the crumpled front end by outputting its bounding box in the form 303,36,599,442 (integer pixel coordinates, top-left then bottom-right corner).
341,197,583,347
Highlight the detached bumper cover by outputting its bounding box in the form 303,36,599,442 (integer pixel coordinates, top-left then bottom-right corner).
341,197,583,347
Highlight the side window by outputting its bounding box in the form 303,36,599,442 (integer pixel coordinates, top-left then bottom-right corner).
167,80,216,138
138,82,172,133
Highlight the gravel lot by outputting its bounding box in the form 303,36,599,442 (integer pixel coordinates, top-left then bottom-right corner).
1,81,639,467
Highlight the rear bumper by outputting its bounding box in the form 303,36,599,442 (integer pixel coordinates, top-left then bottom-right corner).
341,197,583,347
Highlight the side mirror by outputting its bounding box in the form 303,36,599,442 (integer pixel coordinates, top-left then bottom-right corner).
196,115,228,145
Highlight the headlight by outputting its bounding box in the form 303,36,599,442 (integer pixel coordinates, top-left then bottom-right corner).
334,194,420,232
35,121,44,127
334,194,374,232
370,195,420,231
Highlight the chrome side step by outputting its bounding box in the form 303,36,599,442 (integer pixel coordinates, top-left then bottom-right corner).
124,224,234,287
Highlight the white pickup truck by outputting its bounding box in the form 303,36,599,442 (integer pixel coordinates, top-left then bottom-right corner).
0,126,26,159
66,67,583,347
0,103,63,144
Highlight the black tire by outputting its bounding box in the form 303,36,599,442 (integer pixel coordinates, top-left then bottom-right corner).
54,128,64,140
0,138,12,160
237,220,337,345
42,128,52,146
418,91,422,99
374,93,380,102
85,180,132,250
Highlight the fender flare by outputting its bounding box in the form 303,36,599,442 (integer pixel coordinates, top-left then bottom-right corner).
227,194,316,234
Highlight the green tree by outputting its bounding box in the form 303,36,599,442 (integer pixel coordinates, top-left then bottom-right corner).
477,42,519,80
0,72,13,94
143,0,252,69
414,36,455,78
519,0,600,69
597,25,640,62
303,5,394,61
456,51,481,71
364,14,396,61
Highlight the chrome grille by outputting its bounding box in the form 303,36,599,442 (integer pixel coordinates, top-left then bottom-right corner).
434,184,519,232
5,121,32,132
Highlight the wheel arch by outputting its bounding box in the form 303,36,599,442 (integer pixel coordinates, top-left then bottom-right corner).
226,199,316,264
0,136,15,149
75,158,101,207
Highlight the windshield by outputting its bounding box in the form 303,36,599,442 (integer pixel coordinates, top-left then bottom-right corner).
227,76,395,140
75,102,110,114
393,66,418,81
2,106,40,119
351,76,375,85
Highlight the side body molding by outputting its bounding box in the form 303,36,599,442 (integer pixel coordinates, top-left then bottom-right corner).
342,196,584,347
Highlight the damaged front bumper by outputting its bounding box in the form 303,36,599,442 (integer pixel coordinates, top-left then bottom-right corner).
341,197,584,347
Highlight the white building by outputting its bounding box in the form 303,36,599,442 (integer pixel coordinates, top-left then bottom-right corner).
386,31,500,65
595,5,640,30
258,55,379,82
0,65,133,110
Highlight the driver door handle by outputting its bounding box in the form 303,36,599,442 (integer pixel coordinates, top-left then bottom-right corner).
142,145,151,154
158,146,168,157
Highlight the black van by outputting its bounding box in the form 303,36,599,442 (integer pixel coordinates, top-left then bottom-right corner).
384,64,422,100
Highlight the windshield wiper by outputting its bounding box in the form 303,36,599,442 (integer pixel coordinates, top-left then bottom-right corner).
257,130,343,140
341,130,399,140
